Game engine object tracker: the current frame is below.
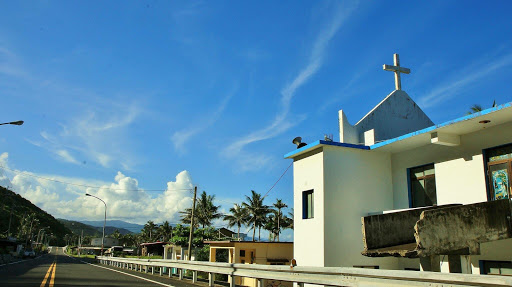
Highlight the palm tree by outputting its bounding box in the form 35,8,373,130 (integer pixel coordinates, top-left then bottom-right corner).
263,214,277,241
180,191,221,228
224,204,247,240
286,208,294,230
141,221,157,242
111,229,122,240
242,190,269,241
196,191,222,228
467,104,483,115
466,101,497,115
273,199,288,242
158,221,173,242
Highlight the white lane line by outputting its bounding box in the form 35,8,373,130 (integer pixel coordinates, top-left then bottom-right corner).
0,258,31,267
0,255,45,267
80,260,176,287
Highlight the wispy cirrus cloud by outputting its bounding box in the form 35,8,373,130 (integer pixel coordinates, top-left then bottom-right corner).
223,1,358,168
171,86,237,153
29,102,142,170
418,51,512,109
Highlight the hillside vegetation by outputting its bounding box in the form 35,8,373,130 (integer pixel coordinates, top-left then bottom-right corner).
58,219,133,236
0,186,71,246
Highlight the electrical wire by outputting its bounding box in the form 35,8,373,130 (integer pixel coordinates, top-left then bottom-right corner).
262,162,292,199
0,165,193,192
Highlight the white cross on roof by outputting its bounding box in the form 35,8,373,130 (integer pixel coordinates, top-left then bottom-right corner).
383,53,410,90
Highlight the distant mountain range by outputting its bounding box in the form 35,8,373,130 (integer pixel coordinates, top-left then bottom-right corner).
58,219,134,236
77,220,144,233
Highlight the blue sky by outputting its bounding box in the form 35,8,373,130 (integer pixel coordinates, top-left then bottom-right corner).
0,1,511,239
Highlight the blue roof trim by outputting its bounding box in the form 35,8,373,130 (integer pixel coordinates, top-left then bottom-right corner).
284,140,369,159
370,102,512,149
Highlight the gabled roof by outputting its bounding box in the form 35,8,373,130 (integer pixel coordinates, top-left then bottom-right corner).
371,101,512,153
284,101,512,158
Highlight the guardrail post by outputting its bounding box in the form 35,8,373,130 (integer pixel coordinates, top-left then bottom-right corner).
145,265,148,273
193,270,197,283
229,275,235,287
297,283,304,287
258,278,265,287
152,266,155,274
169,268,172,277
160,267,163,276
209,272,214,287
179,269,183,280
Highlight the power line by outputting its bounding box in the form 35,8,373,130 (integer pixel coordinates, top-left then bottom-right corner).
262,162,292,199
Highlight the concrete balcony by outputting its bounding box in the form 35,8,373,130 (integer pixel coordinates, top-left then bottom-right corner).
361,199,512,258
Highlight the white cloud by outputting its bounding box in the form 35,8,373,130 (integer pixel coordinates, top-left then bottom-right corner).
171,86,237,153
0,152,195,224
0,46,27,78
418,52,512,109
223,2,357,169
30,102,141,169
55,149,80,165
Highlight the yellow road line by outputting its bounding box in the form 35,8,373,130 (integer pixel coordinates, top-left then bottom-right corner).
49,261,56,287
40,262,55,287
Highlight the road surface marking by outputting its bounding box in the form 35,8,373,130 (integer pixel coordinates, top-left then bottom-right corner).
49,260,56,287
40,262,56,287
81,260,176,287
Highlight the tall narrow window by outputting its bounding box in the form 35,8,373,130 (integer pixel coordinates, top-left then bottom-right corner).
302,190,314,219
486,144,512,200
409,164,437,208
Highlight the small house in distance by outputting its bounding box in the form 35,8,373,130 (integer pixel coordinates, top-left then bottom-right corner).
140,241,167,257
207,241,293,287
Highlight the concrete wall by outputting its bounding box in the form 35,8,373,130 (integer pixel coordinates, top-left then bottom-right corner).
470,238,512,274
355,90,433,143
322,146,397,269
391,121,512,210
293,149,325,267
415,200,511,256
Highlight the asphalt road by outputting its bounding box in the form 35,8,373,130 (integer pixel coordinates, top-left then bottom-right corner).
0,247,207,287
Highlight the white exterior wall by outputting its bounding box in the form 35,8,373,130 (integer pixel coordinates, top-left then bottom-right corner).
322,146,397,269
389,121,512,272
293,149,325,267
391,121,512,209
470,238,512,274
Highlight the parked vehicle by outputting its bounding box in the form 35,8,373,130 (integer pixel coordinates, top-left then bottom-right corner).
23,249,36,258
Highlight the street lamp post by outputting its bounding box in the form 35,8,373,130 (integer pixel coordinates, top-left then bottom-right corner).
36,226,50,250
0,120,24,126
85,193,107,256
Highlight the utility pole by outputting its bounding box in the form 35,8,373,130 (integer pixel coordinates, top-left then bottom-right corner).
7,201,15,238
187,186,197,260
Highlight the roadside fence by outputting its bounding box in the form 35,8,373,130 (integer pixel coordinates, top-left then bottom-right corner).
96,256,512,287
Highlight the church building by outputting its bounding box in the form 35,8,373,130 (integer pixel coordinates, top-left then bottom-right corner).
285,54,512,275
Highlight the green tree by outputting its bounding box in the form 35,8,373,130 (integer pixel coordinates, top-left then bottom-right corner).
158,221,173,242
111,229,122,240
180,191,221,228
273,199,288,242
242,190,269,241
466,101,497,115
141,221,157,242
223,204,248,240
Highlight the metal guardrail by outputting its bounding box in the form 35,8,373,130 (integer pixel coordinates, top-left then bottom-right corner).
96,256,512,287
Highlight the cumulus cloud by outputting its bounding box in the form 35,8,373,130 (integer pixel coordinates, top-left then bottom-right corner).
0,152,195,224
